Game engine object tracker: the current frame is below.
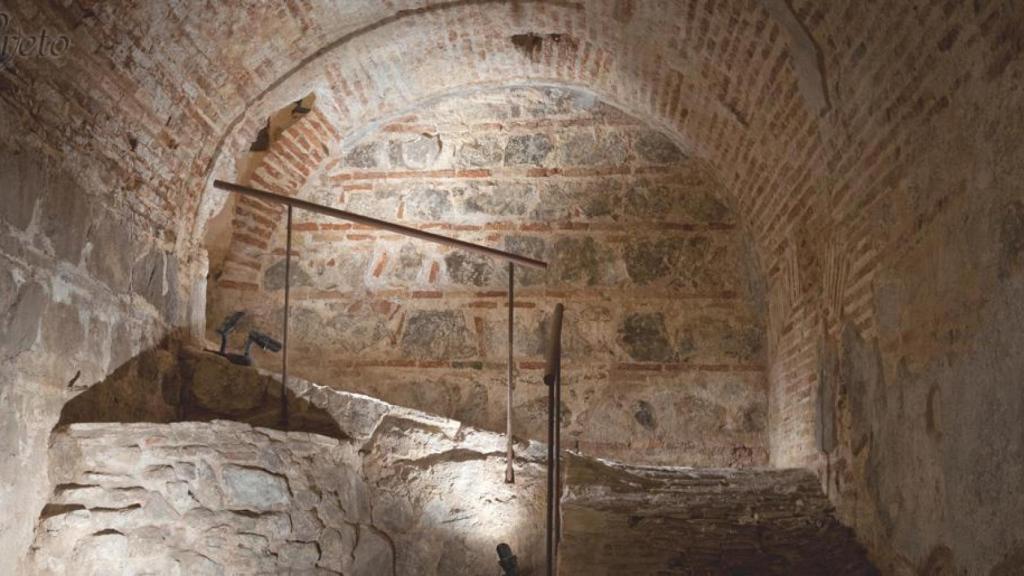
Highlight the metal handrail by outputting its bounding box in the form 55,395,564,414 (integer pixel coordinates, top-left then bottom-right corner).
213,180,548,270
214,179,547,488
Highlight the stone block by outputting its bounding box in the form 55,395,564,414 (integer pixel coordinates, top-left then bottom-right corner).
459,181,535,218
550,236,613,286
221,465,291,511
172,551,222,576
633,399,657,430
559,129,628,166
342,142,381,169
456,136,504,168
404,187,452,220
278,540,320,567
388,243,424,283
618,312,673,362
503,133,552,166
634,129,685,164
503,235,546,286
344,189,400,219
400,310,475,360
262,258,313,291
352,526,394,576
317,526,356,573
391,134,442,169
624,235,733,291
444,251,498,287
71,532,127,575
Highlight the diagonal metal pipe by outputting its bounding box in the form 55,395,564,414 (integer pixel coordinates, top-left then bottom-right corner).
213,180,548,270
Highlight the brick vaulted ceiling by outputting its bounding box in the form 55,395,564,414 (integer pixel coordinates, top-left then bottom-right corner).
3,1,1023,573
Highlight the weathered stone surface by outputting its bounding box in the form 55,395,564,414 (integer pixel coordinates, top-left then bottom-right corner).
343,142,381,168
456,136,503,167
392,134,442,169
400,310,475,359
1,280,46,358
559,457,877,575
40,300,85,380
503,235,547,286
222,465,291,510
0,153,39,231
390,243,424,282
344,189,400,219
38,172,91,265
618,312,673,362
444,251,497,287
32,375,554,576
998,199,1024,278
549,236,611,286
460,182,535,218
633,129,685,164
352,526,394,575
262,258,313,291
405,187,452,220
624,235,733,290
560,130,628,166
503,133,552,166
0,267,15,315
31,421,376,576
132,248,179,320
85,211,134,293
61,347,346,440
305,250,373,292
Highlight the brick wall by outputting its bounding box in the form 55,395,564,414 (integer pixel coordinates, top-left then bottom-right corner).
209,86,769,468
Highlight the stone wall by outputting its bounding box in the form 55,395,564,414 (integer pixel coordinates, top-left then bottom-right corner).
208,86,769,468
31,418,547,576
0,110,190,576
35,349,553,575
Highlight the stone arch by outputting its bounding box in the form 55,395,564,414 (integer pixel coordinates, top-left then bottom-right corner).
187,0,828,469
191,0,812,242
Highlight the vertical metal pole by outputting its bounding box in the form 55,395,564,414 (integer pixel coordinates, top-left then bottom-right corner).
544,304,564,576
553,367,561,552
546,373,555,576
505,262,516,484
281,206,293,428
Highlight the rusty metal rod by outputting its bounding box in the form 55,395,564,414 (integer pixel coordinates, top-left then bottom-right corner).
543,304,564,388
544,303,565,576
505,262,515,484
281,205,293,428
213,180,548,270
